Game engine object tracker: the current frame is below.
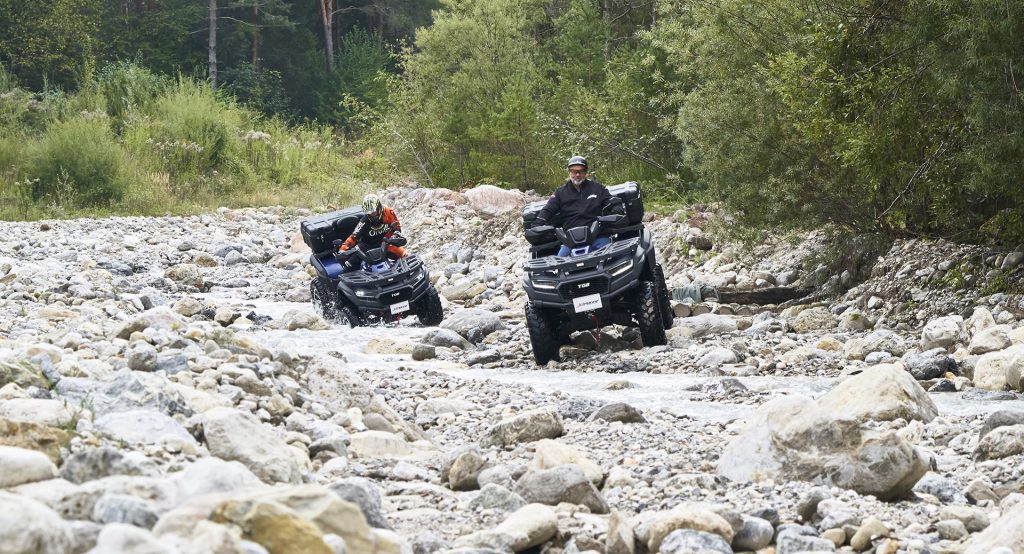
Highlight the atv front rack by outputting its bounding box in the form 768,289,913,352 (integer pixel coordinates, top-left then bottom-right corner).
522,238,639,275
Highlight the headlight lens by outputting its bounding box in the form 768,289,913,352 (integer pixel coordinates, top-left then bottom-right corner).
609,258,634,277
532,279,556,290
355,289,371,297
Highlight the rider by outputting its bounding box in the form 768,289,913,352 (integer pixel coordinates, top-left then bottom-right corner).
535,155,623,256
337,193,407,272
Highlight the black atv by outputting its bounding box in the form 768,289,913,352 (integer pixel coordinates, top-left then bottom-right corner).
301,207,444,327
520,182,672,364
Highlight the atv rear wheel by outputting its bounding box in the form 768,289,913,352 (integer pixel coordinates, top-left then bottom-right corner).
654,263,674,329
525,302,559,365
416,285,445,326
310,277,339,319
636,280,667,347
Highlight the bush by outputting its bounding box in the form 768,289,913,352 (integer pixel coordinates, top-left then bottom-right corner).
94,61,171,126
26,116,133,206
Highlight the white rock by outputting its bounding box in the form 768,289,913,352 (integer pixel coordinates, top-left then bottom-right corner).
0,445,57,488
921,315,963,350
0,491,74,553
968,324,1012,355
201,407,307,484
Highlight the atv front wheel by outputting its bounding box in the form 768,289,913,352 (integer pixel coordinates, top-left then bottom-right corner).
310,278,339,319
338,303,365,328
525,302,559,365
654,264,674,330
636,280,667,347
417,285,445,326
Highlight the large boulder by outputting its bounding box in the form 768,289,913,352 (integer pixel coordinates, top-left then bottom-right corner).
441,309,506,343
0,492,75,553
304,355,374,413
901,348,958,380
669,314,737,339
635,503,735,552
113,306,189,339
0,357,49,389
453,504,557,552
790,307,837,333
921,316,963,350
717,395,930,500
974,425,1024,460
481,409,563,448
464,185,525,218
843,330,909,360
968,324,1013,355
819,363,938,423
514,465,608,514
973,345,1024,391
0,445,57,488
201,407,307,484
94,409,198,448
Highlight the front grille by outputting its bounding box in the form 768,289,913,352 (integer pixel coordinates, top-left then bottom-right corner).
560,277,609,299
380,286,413,303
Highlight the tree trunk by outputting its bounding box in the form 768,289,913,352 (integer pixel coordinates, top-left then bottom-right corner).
715,287,814,305
319,0,334,71
208,0,217,89
252,0,260,69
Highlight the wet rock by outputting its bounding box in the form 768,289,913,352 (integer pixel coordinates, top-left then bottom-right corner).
202,407,307,484
440,309,506,343
819,363,938,422
0,491,74,553
659,529,732,554
481,409,563,447
588,402,646,424
514,465,609,513
974,425,1024,460
421,329,474,350
0,445,57,487
718,395,930,500
902,348,958,380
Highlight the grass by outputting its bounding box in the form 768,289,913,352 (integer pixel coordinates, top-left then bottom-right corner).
0,63,378,220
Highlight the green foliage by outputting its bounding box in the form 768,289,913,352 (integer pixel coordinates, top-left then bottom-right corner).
0,0,103,90
94,62,172,127
222,64,294,120
25,116,134,206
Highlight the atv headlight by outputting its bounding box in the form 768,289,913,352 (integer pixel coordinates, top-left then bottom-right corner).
355,289,371,297
609,258,634,277
532,279,556,290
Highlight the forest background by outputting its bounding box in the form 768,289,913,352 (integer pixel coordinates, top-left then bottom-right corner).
0,0,1021,244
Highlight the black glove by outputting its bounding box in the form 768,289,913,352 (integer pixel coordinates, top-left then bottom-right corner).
386,232,407,247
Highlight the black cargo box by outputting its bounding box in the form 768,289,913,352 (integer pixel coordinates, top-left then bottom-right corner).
522,200,562,231
608,182,643,224
300,207,363,253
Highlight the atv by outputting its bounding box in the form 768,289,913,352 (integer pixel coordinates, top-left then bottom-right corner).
301,207,444,327
520,182,672,364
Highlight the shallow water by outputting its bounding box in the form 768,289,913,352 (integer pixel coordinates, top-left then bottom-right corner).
213,296,1024,423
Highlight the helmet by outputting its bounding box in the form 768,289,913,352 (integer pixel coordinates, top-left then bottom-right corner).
362,193,383,222
566,155,588,170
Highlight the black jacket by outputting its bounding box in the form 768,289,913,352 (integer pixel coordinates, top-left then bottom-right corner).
537,178,619,231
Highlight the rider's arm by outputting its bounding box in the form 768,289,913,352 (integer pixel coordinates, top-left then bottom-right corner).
340,219,366,251
536,191,561,223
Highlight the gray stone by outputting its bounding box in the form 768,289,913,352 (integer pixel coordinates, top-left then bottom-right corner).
939,505,990,533
127,342,159,372
733,515,774,551
412,344,437,361
0,491,74,553
89,523,172,554
440,309,505,343
776,528,835,553
201,407,307,484
558,397,607,422
974,425,1024,460
94,409,198,448
937,519,968,541
697,347,738,368
588,403,647,424
174,457,266,504
670,314,737,339
59,447,155,484
980,410,1024,439
819,363,938,423
481,409,563,447
422,329,473,350
912,472,968,504
328,477,391,530
902,348,958,380
54,370,193,418
466,349,501,366
797,487,831,522
0,445,57,488
514,465,608,514
921,316,963,350
467,484,527,512
92,493,160,529
659,529,732,554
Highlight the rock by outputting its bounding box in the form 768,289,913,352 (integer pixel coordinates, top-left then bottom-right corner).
174,457,266,504
697,346,738,367
514,465,609,514
850,516,889,551
60,447,154,484
92,492,160,528
838,309,872,332
531,439,603,485
939,505,990,533
422,329,473,350
588,402,646,424
328,477,390,530
733,515,773,551
454,503,557,552
412,344,437,361
365,337,415,355
114,306,189,339
276,309,332,331
921,316,963,350
0,445,57,488
0,491,74,553
212,499,332,554
164,263,204,288
776,528,835,553
467,484,527,512
964,500,1024,554
796,487,831,522
440,309,506,343
936,519,968,541
89,523,173,554
973,345,1024,391
902,348,957,380
0,398,75,427
464,185,524,218
791,307,838,333
416,398,479,420
127,342,159,372
349,431,413,459
670,314,737,338
0,417,70,463
173,297,204,317
980,410,1024,438
202,407,307,484
968,324,1012,354
637,504,735,551
974,425,1024,460
718,395,930,500
659,529,732,554
0,357,49,389
448,448,488,491
606,511,635,554
481,409,563,447
819,363,938,423
559,397,607,421
913,472,967,504
363,413,395,433
478,466,516,490
304,355,374,413
95,409,198,448
466,349,501,365
843,330,908,360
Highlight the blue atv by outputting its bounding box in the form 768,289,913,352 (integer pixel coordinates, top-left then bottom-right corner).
301,207,444,327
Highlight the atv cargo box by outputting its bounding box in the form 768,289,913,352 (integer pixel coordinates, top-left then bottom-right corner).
300,207,362,253
608,182,643,225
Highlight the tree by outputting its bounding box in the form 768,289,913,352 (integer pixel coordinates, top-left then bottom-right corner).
0,0,103,90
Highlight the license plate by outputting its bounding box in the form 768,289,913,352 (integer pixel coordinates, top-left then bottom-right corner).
572,293,602,313
389,300,410,315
